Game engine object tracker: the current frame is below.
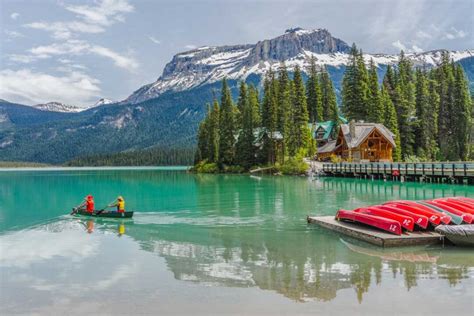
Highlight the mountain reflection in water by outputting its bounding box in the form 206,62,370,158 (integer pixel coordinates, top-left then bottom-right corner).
82,215,473,304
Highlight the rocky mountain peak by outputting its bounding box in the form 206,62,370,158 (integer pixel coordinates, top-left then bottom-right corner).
246,28,350,65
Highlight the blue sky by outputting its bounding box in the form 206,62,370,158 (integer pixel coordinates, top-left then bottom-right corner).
1,0,472,106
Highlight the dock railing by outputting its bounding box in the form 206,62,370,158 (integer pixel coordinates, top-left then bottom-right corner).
322,162,474,178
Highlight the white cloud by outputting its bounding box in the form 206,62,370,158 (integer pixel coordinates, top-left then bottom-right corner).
10,12,20,20
0,69,101,105
24,0,134,39
391,40,407,52
4,30,24,39
10,40,139,71
25,21,105,40
148,36,161,44
65,0,134,26
185,44,197,49
391,40,424,53
411,45,424,53
444,27,467,40
89,46,139,70
416,30,432,39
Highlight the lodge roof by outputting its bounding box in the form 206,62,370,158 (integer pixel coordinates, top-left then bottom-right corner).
318,140,339,153
340,122,396,148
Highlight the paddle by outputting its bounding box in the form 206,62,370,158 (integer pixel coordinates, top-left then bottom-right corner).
96,200,116,215
70,201,84,215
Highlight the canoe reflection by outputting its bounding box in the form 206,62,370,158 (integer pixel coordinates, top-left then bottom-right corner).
90,219,473,303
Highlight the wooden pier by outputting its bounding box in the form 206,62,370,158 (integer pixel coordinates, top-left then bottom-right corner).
322,162,474,184
307,216,443,247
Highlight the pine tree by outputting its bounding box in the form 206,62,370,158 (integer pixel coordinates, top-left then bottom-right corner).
195,107,210,163
248,85,261,127
277,63,291,161
261,70,278,164
208,99,220,162
235,81,247,130
453,64,472,160
434,53,455,160
320,67,338,122
381,86,401,161
395,51,416,158
367,59,383,123
342,44,369,121
414,69,432,159
288,65,311,156
218,78,235,165
306,57,323,123
426,78,440,160
236,83,256,169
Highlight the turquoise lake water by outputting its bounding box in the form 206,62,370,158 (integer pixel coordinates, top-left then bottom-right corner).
0,168,473,315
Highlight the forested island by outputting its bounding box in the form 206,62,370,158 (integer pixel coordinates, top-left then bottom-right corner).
194,44,473,174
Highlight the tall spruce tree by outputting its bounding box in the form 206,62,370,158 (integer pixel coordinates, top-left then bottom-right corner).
434,53,455,160
277,63,291,161
381,86,401,161
208,99,220,162
261,70,278,164
236,83,256,169
218,78,235,165
394,51,416,158
248,85,261,127
320,68,338,122
414,69,432,159
342,44,369,121
195,107,210,163
367,59,384,123
288,65,311,155
453,64,472,160
306,58,323,123
235,82,247,130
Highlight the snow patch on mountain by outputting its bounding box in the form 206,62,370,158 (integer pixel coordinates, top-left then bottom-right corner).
125,28,474,105
93,98,115,107
33,102,85,113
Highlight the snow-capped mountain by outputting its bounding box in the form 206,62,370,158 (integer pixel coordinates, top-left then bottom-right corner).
93,98,115,107
126,27,474,104
33,102,85,113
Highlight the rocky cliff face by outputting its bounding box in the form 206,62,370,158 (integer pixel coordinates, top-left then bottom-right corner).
125,28,473,105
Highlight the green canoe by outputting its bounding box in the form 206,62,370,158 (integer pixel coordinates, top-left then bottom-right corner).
416,201,463,225
74,210,134,218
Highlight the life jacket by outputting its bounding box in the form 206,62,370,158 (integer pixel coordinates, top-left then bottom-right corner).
117,200,125,213
86,199,94,213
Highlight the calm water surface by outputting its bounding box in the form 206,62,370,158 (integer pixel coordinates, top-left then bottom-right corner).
0,168,473,315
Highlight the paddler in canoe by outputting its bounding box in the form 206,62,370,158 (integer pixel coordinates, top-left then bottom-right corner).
106,196,126,213
74,195,95,214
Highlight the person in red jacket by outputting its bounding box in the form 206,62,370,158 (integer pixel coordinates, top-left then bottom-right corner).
78,195,95,214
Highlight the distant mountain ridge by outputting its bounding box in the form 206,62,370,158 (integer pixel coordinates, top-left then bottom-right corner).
0,28,473,163
126,28,474,104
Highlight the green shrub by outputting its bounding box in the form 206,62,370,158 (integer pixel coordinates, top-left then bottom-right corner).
278,150,309,175
194,160,219,173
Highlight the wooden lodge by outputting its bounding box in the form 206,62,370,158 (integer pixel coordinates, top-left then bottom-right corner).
316,120,396,162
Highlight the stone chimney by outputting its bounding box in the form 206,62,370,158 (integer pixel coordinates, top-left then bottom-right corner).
349,119,356,139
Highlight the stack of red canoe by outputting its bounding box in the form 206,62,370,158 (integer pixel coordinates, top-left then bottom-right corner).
335,197,474,235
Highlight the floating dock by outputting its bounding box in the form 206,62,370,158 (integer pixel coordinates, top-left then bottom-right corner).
322,162,474,184
307,216,444,247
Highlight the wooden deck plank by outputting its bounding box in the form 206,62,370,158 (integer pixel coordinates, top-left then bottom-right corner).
307,216,443,247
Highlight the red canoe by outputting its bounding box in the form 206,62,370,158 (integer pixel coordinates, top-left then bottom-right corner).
355,207,415,231
376,204,429,229
384,201,448,225
433,199,474,215
453,197,474,204
442,198,474,214
425,200,473,224
336,209,402,235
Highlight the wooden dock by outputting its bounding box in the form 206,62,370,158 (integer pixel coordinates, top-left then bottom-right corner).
307,216,444,247
322,162,474,184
